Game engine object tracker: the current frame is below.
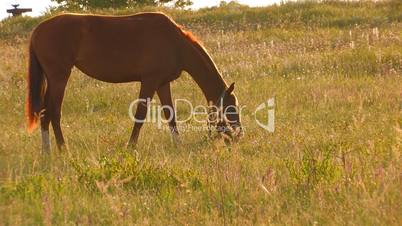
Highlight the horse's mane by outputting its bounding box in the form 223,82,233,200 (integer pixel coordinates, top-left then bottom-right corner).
179,26,199,43
176,25,224,87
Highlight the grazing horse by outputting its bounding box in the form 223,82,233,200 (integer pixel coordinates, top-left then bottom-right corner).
26,12,241,152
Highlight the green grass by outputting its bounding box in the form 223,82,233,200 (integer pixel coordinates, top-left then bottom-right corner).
0,1,401,225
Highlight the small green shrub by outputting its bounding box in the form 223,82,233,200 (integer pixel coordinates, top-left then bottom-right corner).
286,143,340,191
70,152,203,193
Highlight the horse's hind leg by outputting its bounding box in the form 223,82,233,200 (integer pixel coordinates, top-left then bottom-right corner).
45,72,70,151
40,92,51,153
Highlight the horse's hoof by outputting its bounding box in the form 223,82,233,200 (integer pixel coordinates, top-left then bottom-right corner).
126,142,137,150
42,146,51,154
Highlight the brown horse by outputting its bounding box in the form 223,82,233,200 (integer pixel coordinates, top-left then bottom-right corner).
26,12,241,152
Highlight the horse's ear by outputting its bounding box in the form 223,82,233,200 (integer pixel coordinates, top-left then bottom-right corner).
226,82,235,95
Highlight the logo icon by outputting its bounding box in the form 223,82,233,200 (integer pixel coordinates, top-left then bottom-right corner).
254,98,275,132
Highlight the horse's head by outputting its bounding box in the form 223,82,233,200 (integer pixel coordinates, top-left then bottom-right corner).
209,83,242,139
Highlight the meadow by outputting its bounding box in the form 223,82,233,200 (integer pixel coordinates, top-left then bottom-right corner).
0,1,401,225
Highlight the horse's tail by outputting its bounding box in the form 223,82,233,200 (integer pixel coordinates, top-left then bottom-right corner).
26,40,45,133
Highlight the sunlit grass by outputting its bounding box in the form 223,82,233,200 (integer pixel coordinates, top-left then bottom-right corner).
0,1,401,225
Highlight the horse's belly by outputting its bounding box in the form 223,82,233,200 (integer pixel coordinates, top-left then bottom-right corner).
75,55,179,83
75,47,179,83
74,60,141,83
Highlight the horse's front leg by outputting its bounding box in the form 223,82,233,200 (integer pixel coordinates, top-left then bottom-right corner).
157,82,180,144
127,81,158,147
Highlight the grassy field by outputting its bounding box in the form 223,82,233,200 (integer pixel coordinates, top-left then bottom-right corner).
0,1,401,225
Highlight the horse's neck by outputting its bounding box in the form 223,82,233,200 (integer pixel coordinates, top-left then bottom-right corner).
181,40,227,103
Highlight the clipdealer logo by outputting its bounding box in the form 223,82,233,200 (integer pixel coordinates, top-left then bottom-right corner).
128,97,275,132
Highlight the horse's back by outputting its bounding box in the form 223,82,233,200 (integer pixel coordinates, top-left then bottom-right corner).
31,12,176,47
33,12,176,35
31,12,183,83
